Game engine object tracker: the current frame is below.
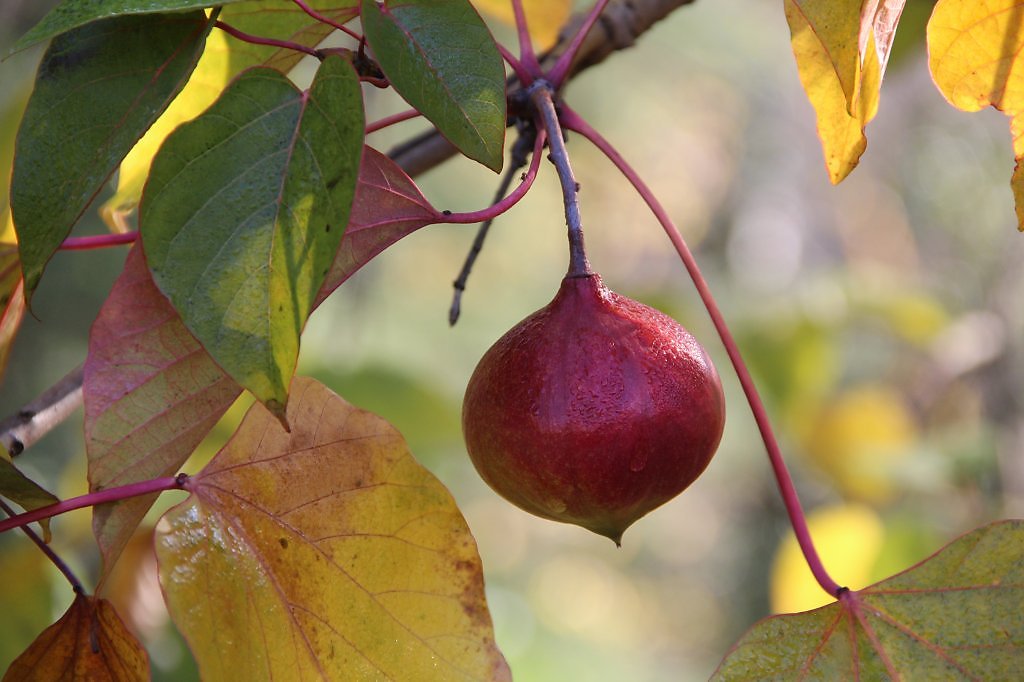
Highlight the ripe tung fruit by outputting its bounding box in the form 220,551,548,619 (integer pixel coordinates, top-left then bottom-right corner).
462,273,725,545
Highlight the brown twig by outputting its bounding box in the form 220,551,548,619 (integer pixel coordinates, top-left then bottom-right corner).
389,0,697,176
0,365,84,457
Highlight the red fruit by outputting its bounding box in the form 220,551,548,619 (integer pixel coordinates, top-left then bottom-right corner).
462,273,725,544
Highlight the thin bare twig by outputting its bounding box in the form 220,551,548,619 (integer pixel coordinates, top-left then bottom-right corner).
0,365,83,457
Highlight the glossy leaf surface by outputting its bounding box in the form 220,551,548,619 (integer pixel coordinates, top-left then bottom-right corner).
3,594,148,682
928,0,1024,229
715,520,1024,679
84,244,240,578
10,12,211,304
156,376,510,681
14,0,246,51
362,0,506,171
140,56,364,419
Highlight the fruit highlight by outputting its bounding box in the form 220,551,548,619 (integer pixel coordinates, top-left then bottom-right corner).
462,273,725,544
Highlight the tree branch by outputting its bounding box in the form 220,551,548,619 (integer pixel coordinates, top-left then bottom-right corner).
388,0,697,177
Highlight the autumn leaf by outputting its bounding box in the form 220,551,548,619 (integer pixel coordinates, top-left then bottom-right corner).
317,146,442,304
101,1,361,229
928,0,1024,230
0,456,57,543
0,245,25,384
785,1,906,183
140,57,364,420
84,243,241,581
155,376,510,681
3,594,149,682
715,520,1024,679
473,0,571,51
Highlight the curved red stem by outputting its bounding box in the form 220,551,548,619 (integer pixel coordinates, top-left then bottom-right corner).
440,131,545,225
0,476,187,535
561,105,843,599
366,109,421,134
510,0,542,76
290,0,361,41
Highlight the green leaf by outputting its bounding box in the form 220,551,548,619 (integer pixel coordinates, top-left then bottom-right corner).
155,377,510,681
714,520,1024,679
0,455,58,542
140,56,364,420
10,12,212,305
14,0,244,52
362,0,506,171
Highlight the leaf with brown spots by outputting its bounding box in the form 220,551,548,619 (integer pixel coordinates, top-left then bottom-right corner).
155,376,509,681
3,594,148,682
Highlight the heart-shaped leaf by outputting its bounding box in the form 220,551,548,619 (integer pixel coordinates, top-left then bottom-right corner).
101,1,361,229
362,0,506,172
84,243,240,579
10,12,212,305
928,0,1024,230
156,376,510,681
140,56,364,420
87,148,436,575
714,520,1024,679
3,594,148,682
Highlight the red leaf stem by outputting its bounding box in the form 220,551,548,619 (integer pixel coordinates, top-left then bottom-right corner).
0,476,186,535
365,108,421,134
0,498,83,593
438,130,545,224
548,0,613,88
290,0,361,41
214,20,320,58
59,231,138,251
511,0,542,75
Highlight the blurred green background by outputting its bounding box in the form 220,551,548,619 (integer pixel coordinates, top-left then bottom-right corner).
2,0,1022,680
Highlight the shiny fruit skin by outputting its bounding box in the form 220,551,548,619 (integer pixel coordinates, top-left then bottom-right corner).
462,274,725,544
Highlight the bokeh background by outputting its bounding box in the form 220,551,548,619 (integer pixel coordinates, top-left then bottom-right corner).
2,0,1022,680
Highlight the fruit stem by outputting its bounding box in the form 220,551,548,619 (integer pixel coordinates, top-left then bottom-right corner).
0,498,84,594
561,105,845,599
529,82,592,278
0,475,188,536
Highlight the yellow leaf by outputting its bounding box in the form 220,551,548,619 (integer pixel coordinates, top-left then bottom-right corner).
928,0,1024,229
3,594,149,682
770,503,885,613
473,0,571,51
100,29,233,231
0,209,15,244
156,376,510,681
786,0,891,183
